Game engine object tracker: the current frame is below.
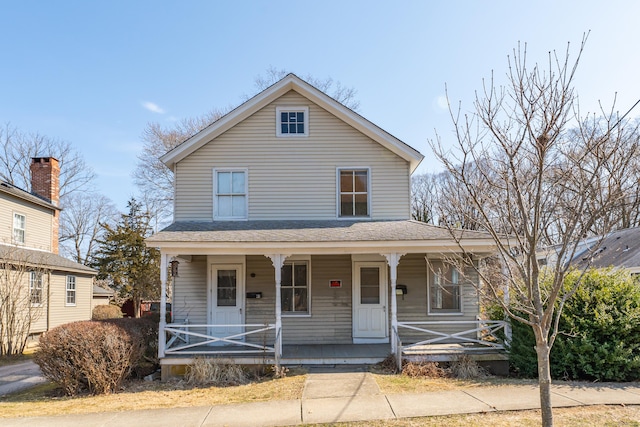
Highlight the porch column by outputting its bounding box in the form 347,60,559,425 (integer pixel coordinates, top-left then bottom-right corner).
267,254,290,356
159,252,169,358
383,253,405,354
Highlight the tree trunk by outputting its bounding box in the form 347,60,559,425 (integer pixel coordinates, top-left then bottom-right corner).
536,342,554,427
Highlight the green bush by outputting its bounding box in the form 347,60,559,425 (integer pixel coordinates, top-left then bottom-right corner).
34,318,159,395
498,268,640,381
92,304,123,320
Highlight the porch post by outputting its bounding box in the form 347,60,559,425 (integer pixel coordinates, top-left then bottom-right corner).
268,254,289,356
383,253,404,354
159,252,169,358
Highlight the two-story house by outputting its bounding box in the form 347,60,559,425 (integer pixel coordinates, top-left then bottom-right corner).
0,157,96,348
147,75,506,377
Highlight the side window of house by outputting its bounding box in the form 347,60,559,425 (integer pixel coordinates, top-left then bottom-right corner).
276,106,309,137
281,261,309,314
13,213,26,244
338,169,370,217
30,271,43,306
214,169,247,219
429,264,462,314
66,275,76,306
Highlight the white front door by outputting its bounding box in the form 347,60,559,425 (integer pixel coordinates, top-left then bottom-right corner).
209,264,245,344
353,262,388,342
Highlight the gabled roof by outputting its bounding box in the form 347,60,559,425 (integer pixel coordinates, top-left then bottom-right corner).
160,74,424,172
0,244,96,275
0,181,60,211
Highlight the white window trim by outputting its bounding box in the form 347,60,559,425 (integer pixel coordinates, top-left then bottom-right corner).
30,271,43,307
213,168,249,220
276,106,309,137
426,260,464,316
336,167,372,219
13,212,26,245
66,275,76,306
281,255,312,317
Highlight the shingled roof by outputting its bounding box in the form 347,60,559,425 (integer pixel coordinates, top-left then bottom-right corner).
0,181,60,211
572,227,640,272
0,244,96,275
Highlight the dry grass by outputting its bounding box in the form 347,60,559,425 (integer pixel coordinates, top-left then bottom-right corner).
0,372,307,418
305,405,640,426
373,372,538,394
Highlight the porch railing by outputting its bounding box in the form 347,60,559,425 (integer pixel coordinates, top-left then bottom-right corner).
162,323,277,356
397,319,507,353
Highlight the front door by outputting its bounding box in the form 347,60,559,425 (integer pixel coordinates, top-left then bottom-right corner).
353,262,388,342
209,264,245,344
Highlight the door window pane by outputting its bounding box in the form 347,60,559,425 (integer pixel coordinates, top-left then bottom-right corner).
360,267,380,304
217,270,237,307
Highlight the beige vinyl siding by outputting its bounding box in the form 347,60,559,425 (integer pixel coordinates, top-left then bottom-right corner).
171,256,208,325
395,254,480,344
0,194,54,251
174,91,411,221
47,272,93,329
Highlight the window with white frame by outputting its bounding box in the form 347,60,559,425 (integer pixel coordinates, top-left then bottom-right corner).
429,263,462,313
276,106,308,137
66,275,76,305
30,271,43,306
338,169,370,217
214,169,247,219
13,213,25,244
281,261,309,314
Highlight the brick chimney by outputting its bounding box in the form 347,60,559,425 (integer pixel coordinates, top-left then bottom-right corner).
30,157,60,254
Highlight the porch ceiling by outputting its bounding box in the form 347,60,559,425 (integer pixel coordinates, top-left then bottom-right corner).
147,220,497,255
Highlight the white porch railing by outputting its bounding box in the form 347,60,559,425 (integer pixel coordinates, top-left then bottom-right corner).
162,323,278,357
397,319,507,352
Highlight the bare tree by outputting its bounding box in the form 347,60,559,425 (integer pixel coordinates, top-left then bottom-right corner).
431,36,635,427
0,245,50,355
0,123,96,197
59,193,119,265
410,173,438,223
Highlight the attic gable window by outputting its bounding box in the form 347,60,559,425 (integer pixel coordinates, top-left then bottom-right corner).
276,106,309,137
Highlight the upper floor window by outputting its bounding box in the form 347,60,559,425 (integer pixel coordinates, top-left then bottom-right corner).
429,264,462,314
66,275,76,306
338,169,370,218
30,271,43,306
214,169,247,219
276,106,308,137
281,261,310,315
13,213,25,244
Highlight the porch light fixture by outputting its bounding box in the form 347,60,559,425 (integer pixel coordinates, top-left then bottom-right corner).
169,259,180,277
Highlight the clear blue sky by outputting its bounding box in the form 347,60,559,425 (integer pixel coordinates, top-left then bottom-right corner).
1,1,639,211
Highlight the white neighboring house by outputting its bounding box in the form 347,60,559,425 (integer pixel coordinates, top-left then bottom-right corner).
147,74,506,377
0,157,96,341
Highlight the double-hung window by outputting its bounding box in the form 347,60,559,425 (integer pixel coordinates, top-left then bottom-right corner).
214,169,247,219
276,106,308,137
30,271,43,306
281,261,309,315
66,275,76,305
13,213,25,244
338,169,370,217
429,263,462,314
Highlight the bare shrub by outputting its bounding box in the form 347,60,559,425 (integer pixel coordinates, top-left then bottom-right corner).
35,321,140,395
185,357,250,386
402,359,448,378
450,354,487,379
92,304,123,320
103,317,159,375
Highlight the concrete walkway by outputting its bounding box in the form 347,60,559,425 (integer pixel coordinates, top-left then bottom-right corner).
2,366,640,426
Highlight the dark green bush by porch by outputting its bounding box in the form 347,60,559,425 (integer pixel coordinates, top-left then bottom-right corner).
495,268,640,381
34,318,159,395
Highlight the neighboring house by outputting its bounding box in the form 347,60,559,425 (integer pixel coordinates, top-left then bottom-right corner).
0,157,96,341
568,227,640,274
147,74,505,377
91,285,115,311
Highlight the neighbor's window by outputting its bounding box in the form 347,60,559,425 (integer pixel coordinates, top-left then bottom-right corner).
338,169,369,217
214,169,247,219
13,213,25,244
30,271,43,306
281,261,309,314
429,264,462,313
276,107,309,137
66,275,76,305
